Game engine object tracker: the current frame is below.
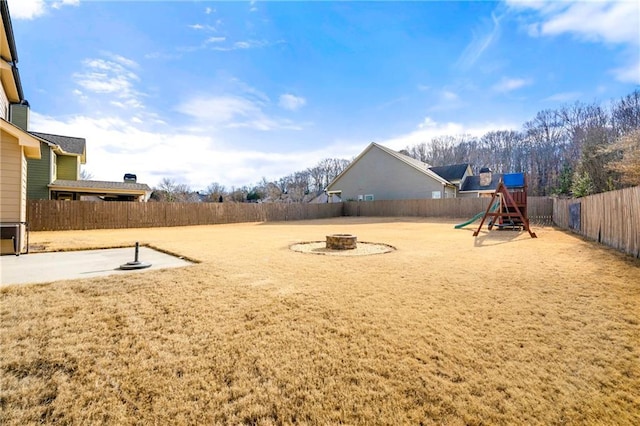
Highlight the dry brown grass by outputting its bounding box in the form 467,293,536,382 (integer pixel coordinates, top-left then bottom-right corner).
1,217,639,425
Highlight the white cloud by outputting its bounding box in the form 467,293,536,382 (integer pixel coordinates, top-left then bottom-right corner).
28,111,342,189
492,77,532,93
176,94,304,131
6,0,46,19
211,39,269,51
206,37,226,44
381,116,518,151
278,94,306,111
427,89,465,112
7,0,78,19
442,90,459,101
542,91,582,103
52,0,80,10
516,1,639,46
508,0,639,84
456,12,503,69
73,54,143,109
178,96,260,124
205,7,214,15
612,58,640,85
189,24,216,32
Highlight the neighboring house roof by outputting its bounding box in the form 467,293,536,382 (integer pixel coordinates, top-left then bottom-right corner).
31,132,86,154
327,142,453,190
30,132,87,163
429,163,470,182
459,174,503,192
49,179,152,192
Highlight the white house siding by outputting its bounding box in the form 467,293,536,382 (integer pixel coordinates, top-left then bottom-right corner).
0,84,8,120
329,145,446,201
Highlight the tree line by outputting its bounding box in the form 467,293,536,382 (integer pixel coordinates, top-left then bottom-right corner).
151,158,351,203
401,90,639,196
153,89,639,201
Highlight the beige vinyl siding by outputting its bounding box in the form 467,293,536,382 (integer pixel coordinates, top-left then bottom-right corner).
0,130,22,221
57,155,79,180
27,142,52,199
329,145,446,201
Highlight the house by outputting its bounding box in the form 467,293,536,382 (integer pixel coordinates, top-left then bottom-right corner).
325,142,457,201
308,190,341,204
429,163,473,193
26,132,86,199
26,132,152,201
0,0,42,254
458,167,504,197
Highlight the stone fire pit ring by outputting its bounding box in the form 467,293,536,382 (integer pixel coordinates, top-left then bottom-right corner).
326,234,357,250
290,239,395,256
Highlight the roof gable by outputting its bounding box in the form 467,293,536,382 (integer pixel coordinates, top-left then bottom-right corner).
327,142,452,190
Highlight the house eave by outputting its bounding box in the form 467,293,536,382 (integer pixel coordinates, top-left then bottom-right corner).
48,183,151,197
0,118,41,158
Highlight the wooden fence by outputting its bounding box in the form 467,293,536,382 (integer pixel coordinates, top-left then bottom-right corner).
27,196,554,231
343,196,553,223
27,201,343,231
553,186,640,258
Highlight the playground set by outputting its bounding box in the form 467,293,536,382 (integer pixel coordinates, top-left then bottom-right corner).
455,173,537,238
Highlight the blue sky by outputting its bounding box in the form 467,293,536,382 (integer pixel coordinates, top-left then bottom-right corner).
8,0,640,190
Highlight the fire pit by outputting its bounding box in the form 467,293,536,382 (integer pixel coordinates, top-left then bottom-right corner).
326,234,357,250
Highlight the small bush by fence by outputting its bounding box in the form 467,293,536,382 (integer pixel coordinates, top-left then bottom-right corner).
27,201,343,231
553,186,640,258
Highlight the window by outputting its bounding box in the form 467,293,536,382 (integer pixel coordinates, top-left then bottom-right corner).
364,194,374,201
432,191,442,199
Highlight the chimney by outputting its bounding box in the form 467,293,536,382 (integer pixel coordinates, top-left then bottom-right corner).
9,99,30,131
124,173,137,183
479,167,492,187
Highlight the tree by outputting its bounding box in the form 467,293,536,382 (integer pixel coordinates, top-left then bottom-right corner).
79,168,94,180
203,182,226,202
605,129,640,186
571,170,595,198
153,178,195,202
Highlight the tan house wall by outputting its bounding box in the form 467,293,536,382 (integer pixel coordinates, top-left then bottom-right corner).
0,130,22,220
0,129,28,253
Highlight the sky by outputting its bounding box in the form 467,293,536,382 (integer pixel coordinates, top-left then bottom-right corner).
7,0,640,191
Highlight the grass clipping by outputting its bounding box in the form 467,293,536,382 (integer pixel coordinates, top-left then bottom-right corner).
1,218,639,425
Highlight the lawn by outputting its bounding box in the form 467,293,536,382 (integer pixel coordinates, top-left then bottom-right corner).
1,218,639,425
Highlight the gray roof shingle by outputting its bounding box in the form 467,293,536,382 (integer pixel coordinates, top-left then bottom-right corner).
30,132,86,155
460,174,503,192
429,163,470,182
50,180,151,192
